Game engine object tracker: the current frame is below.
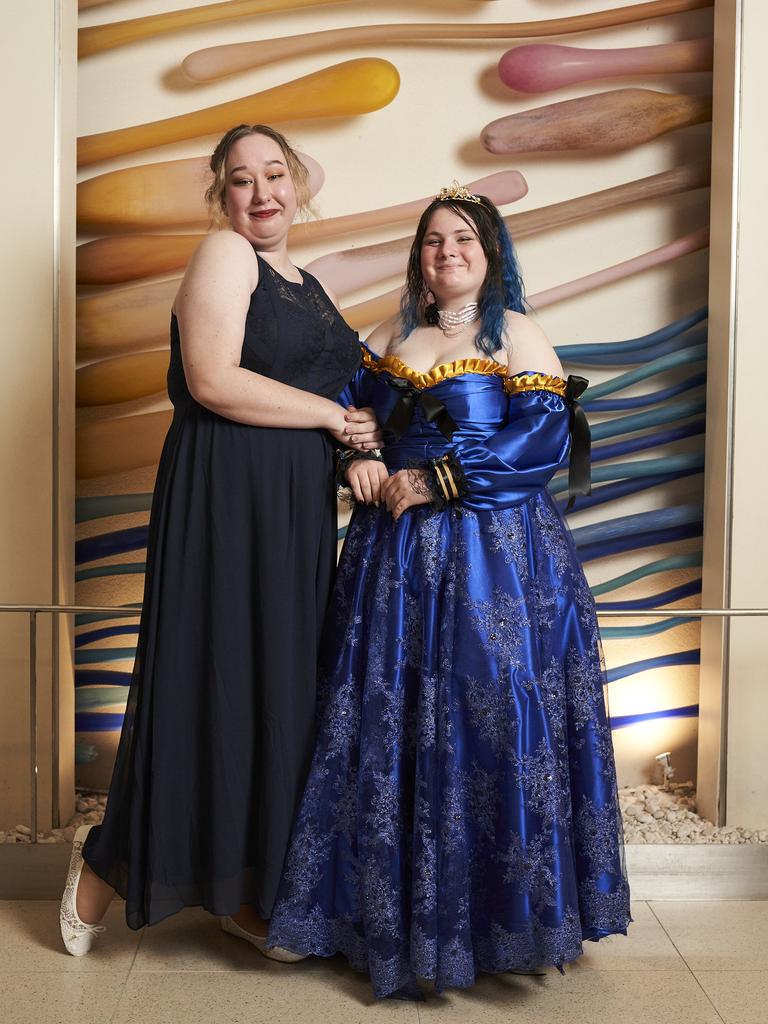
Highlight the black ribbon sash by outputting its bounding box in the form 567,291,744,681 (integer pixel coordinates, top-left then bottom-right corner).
383,377,458,441
564,374,592,511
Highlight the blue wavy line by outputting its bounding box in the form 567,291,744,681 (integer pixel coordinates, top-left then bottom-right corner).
75,625,141,647
76,525,148,566
596,578,702,610
609,704,699,729
556,308,707,360
559,470,701,514
590,397,706,443
578,521,702,562
76,562,146,582
570,503,703,548
592,421,705,462
76,712,125,732
559,327,707,369
551,451,705,496
605,649,700,683
584,372,706,412
75,670,132,687
582,344,706,401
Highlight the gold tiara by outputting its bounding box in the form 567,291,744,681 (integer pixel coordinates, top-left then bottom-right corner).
435,180,482,204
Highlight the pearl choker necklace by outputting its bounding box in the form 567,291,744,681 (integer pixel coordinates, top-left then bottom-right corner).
436,302,479,336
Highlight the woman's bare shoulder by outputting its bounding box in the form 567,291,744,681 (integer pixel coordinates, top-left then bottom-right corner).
175,231,258,314
365,315,400,357
503,310,564,377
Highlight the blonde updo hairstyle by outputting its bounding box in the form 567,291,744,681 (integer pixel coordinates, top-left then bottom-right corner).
205,124,313,229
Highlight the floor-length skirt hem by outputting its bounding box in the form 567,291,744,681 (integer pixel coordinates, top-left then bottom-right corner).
267,910,632,999
83,835,281,930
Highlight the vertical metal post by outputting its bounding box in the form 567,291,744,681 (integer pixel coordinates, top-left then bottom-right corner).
29,610,38,844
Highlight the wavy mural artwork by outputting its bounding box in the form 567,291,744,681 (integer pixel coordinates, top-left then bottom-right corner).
178,1,714,79
75,0,712,786
77,58,401,165
497,38,713,93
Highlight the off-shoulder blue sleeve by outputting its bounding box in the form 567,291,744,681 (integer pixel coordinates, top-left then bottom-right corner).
431,374,589,513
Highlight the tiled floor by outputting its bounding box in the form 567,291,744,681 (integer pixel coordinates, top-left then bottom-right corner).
0,900,765,1024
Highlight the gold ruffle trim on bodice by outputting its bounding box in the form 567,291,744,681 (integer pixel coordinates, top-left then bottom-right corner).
360,344,507,390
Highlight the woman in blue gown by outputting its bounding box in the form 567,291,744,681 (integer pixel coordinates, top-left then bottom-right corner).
267,183,631,997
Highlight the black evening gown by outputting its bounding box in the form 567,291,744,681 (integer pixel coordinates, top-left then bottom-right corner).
83,254,361,929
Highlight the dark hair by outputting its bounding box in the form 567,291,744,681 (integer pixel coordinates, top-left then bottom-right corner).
398,195,526,357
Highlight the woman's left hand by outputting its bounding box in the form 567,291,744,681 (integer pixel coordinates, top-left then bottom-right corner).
381,469,431,521
344,406,383,449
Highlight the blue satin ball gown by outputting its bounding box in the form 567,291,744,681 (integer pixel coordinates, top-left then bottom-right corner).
268,343,631,997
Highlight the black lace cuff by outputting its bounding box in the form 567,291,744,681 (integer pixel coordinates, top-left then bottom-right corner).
406,453,468,510
335,447,384,489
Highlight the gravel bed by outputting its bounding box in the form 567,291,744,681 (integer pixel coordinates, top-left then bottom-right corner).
2,786,767,845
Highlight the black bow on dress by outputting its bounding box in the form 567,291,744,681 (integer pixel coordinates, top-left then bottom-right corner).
564,374,592,511
383,377,458,441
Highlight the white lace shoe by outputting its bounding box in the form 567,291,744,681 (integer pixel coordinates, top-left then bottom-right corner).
221,916,306,963
59,825,106,956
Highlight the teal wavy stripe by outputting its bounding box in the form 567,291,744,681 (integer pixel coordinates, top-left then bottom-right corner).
582,344,707,400
596,578,701,610
590,551,703,597
76,686,129,711
599,616,690,639
76,494,153,523
555,308,707,361
75,604,142,627
591,396,706,442
569,503,702,548
548,453,704,496
75,647,137,665
584,372,706,412
606,649,699,683
76,562,146,582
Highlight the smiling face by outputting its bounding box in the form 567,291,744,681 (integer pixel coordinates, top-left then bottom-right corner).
420,205,489,308
222,133,298,249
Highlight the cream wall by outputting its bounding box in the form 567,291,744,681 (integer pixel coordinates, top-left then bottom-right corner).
717,0,768,828
77,0,713,790
0,2,77,829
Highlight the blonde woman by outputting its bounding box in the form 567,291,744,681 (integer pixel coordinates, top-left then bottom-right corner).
60,125,380,955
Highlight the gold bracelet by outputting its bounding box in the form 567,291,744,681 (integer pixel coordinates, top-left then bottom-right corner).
432,460,451,502
440,459,460,500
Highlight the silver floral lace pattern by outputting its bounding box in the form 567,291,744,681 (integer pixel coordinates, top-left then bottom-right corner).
268,493,630,997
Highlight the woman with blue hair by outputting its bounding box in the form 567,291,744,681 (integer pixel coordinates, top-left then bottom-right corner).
267,184,631,998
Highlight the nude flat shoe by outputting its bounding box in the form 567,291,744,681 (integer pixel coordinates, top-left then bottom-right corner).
221,915,306,963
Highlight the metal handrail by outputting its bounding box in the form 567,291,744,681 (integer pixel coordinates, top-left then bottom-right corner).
2,602,768,843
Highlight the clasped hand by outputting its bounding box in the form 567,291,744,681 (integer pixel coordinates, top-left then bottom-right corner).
346,462,431,521
329,405,383,452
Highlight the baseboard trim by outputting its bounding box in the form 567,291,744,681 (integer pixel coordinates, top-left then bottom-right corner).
626,843,768,899
1,842,766,901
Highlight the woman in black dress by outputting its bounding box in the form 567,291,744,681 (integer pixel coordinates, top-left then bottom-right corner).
60,125,380,956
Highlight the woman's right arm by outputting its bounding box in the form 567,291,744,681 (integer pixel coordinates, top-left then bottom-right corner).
175,231,347,433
